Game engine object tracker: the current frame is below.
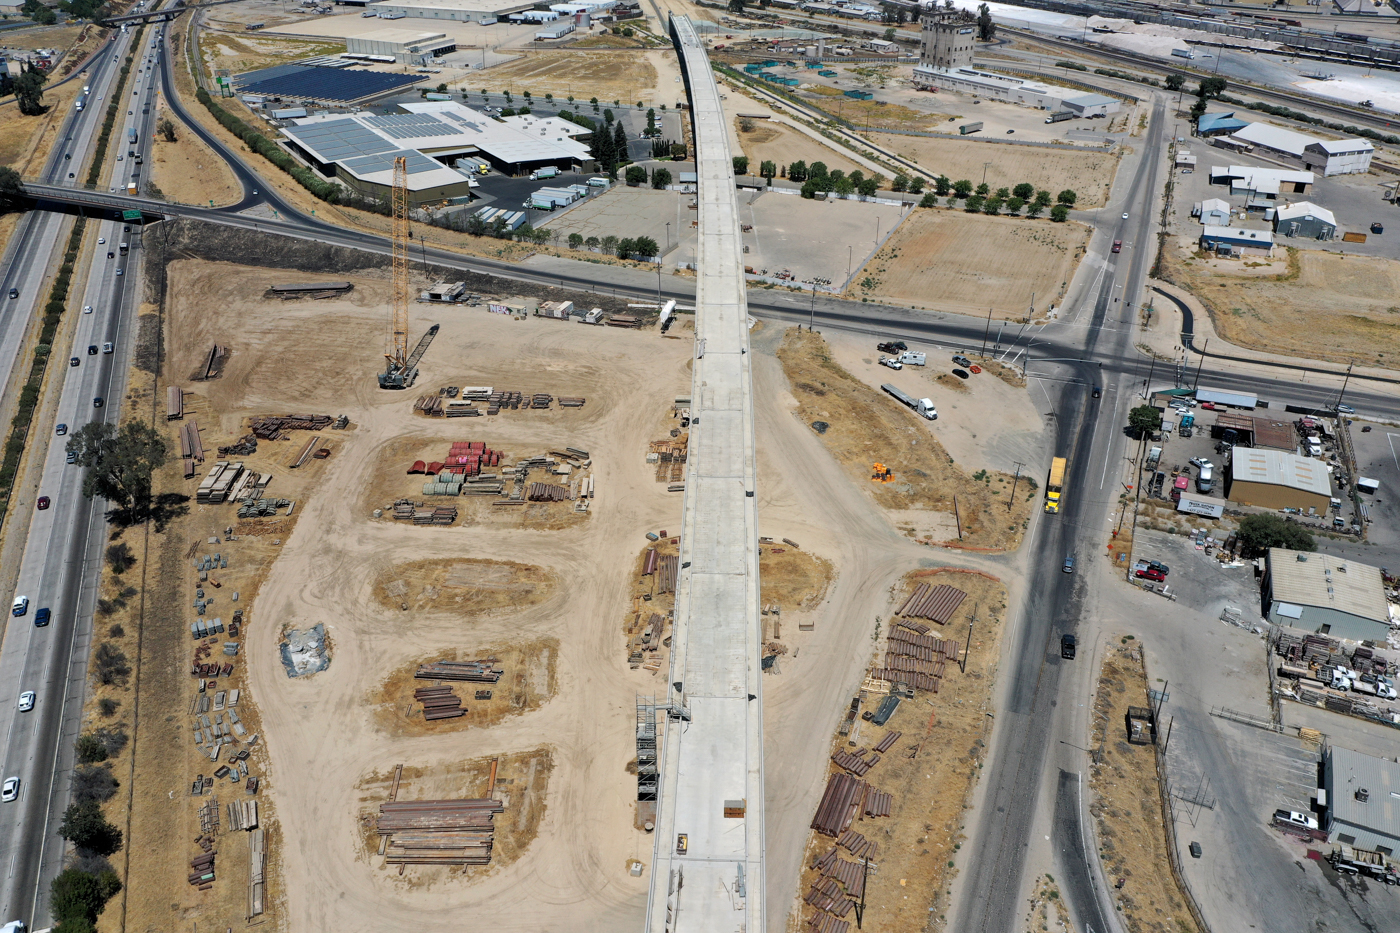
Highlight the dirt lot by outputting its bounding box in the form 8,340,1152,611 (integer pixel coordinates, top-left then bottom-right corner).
372,557,556,613
794,568,1009,933
742,191,907,288
733,118,869,179
865,133,1119,209
1161,242,1400,369
0,73,81,175
1090,641,1202,933
371,638,559,737
776,329,1033,550
143,256,699,931
850,208,1090,319
471,50,661,106
760,543,834,613
355,747,555,883
147,105,243,207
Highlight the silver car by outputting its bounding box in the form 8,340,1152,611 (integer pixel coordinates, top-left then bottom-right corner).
17,692,34,712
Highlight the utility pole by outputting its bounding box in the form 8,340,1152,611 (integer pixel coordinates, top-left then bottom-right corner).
809,282,817,332
1338,359,1354,408
1193,338,1207,389
1145,353,1157,399
1008,462,1023,510
980,307,992,357
961,605,976,673
854,855,870,927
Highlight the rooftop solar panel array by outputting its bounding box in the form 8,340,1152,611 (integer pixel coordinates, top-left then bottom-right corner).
341,149,449,178
282,119,397,162
363,113,459,140
232,64,421,103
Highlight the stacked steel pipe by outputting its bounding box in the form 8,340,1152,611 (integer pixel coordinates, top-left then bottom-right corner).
894,582,967,624
377,798,504,865
415,686,466,721
415,659,502,683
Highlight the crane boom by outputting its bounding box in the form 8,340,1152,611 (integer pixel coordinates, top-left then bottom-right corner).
389,155,410,368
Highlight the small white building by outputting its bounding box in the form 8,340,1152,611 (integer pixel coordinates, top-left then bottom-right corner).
1304,138,1374,176
1195,197,1231,225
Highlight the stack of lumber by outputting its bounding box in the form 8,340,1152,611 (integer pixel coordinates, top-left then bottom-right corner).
414,686,466,721
378,798,504,865
249,414,333,440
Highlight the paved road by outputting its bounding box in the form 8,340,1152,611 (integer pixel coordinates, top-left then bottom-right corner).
0,24,160,928
954,95,1169,933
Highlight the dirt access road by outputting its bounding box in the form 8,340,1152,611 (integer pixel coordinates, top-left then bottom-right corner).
161,257,1048,931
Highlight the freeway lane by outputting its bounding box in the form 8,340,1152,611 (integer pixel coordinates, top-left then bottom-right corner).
0,37,130,461
0,24,158,929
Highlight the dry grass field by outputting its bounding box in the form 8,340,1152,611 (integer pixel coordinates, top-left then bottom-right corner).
1162,243,1400,368
734,119,868,178
1090,641,1202,933
851,210,1089,319
147,106,243,206
474,50,659,105
198,31,345,75
866,132,1119,208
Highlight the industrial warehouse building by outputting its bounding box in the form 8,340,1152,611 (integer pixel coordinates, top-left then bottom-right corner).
1194,197,1231,225
1227,122,1373,175
909,66,1121,115
1323,746,1400,854
356,0,537,22
345,29,456,63
1228,448,1331,511
1197,111,1250,137
1210,165,1314,199
280,101,592,202
1199,224,1274,255
1265,550,1389,642
1274,202,1337,240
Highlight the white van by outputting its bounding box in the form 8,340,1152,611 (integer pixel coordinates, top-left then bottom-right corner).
1196,463,1214,494
10,596,27,617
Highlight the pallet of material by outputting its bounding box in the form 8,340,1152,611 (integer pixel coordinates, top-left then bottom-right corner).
415,395,445,416
414,659,502,683
248,828,266,917
811,772,877,837
530,394,554,409
167,385,184,420
249,414,333,440
872,730,901,754
185,421,205,463
895,583,967,624
559,397,586,407
836,829,877,860
870,669,941,692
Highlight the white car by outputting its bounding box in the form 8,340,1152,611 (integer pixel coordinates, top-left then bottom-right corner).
1122,212,1129,219
1189,457,1214,471
17,692,34,712
97,237,105,244
83,305,93,314
878,357,903,370
1,778,17,802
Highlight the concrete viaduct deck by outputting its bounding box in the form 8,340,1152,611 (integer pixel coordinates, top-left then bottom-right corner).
643,14,766,933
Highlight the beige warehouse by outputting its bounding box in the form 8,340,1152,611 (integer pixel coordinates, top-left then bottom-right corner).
346,29,456,63
1227,448,1331,512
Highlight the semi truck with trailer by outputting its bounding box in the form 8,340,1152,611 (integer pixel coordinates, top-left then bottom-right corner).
1044,111,1074,123
881,383,937,420
1045,457,1066,513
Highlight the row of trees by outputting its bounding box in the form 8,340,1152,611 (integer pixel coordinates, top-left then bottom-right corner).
5,59,48,116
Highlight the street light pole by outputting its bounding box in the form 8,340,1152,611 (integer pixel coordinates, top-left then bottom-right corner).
809,282,817,332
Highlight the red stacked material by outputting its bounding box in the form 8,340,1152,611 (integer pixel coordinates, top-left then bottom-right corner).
377,798,504,866
527,482,569,502
408,461,427,474
895,618,931,635
873,731,901,754
642,548,658,576
869,669,941,692
830,750,876,777
811,773,874,837
836,829,877,859
425,461,444,475
895,583,967,624
807,915,851,933
656,555,679,594
440,441,501,477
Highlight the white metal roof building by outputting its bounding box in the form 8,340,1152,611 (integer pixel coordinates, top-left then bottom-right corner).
1195,197,1230,225
1324,746,1400,854
1265,549,1388,641
277,116,473,204
345,29,455,63
1199,224,1274,254
363,0,536,22
1210,164,1314,198
1274,201,1337,240
1304,137,1374,176
281,102,593,195
1229,449,1331,512
909,67,1119,114
1232,121,1315,159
